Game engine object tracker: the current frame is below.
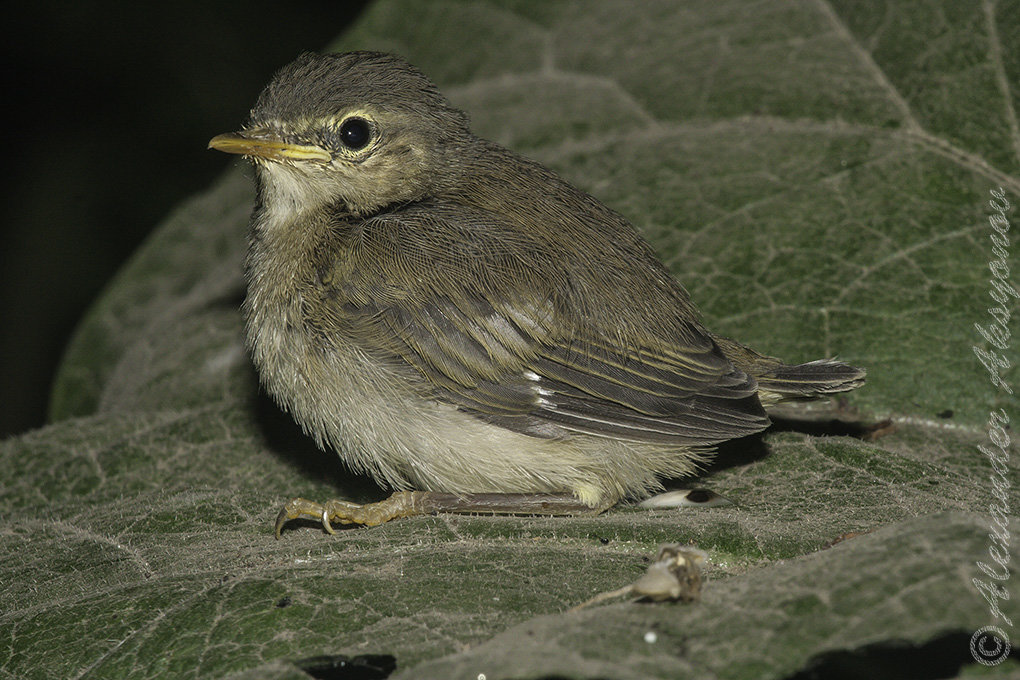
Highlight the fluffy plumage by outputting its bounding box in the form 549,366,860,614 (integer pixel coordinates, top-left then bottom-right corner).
217,51,865,511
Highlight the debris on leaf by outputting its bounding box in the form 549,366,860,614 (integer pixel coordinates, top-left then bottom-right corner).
632,544,706,601
569,544,708,612
638,488,733,509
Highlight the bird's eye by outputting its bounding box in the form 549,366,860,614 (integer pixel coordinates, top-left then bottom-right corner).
338,118,372,150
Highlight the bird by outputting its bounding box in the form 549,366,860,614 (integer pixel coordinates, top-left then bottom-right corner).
208,51,865,538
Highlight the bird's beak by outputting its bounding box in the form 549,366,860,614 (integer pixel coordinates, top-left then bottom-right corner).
208,129,331,163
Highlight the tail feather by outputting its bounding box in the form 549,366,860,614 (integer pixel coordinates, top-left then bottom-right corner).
712,335,865,406
755,359,866,400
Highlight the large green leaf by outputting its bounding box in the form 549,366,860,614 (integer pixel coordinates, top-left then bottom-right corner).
4,1,1019,678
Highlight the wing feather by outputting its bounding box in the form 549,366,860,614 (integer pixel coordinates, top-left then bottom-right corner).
312,204,770,446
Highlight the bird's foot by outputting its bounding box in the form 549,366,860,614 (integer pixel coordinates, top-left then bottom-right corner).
274,491,425,538
274,491,608,538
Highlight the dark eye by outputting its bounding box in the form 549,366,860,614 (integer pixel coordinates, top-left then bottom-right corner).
339,118,371,150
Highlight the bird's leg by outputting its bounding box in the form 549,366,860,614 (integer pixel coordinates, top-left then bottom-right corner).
274,491,609,538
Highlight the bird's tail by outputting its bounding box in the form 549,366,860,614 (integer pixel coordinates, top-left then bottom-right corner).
713,335,865,406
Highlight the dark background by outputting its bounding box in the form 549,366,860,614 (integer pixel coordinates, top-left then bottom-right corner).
1,1,370,438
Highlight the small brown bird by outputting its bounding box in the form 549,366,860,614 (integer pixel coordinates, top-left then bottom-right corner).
209,52,865,537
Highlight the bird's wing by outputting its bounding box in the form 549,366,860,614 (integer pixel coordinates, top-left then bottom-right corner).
313,204,769,446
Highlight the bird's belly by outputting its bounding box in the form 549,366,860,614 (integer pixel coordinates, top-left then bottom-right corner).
249,311,681,504
244,280,707,506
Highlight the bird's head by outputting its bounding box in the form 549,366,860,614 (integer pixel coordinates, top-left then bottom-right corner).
209,51,471,217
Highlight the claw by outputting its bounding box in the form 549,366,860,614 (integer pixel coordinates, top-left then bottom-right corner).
274,508,287,540
273,497,328,539
321,508,336,535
